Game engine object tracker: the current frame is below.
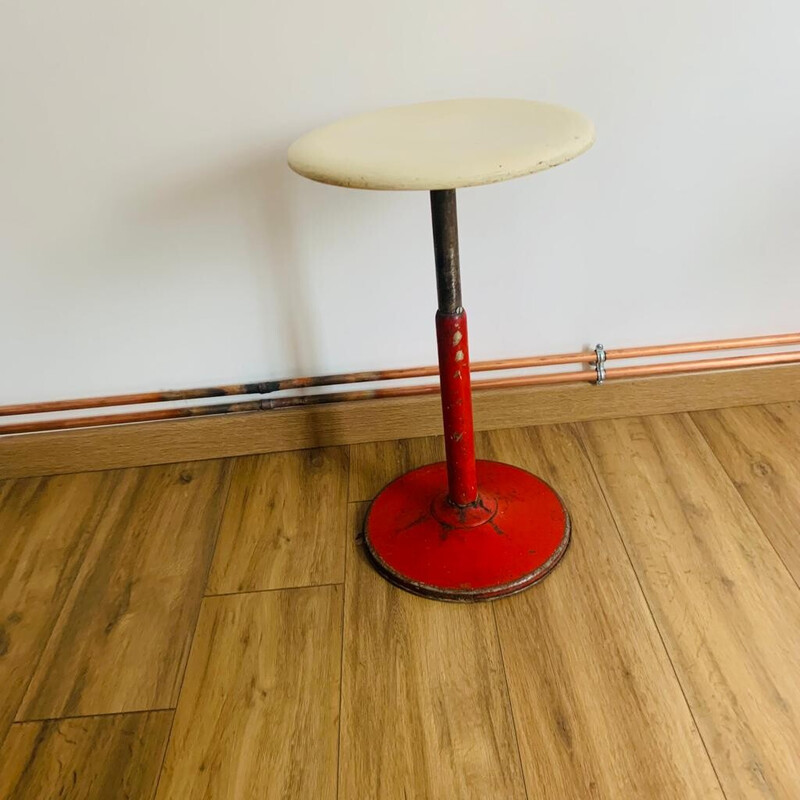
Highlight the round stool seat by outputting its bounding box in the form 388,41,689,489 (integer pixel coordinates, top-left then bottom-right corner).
288,98,594,191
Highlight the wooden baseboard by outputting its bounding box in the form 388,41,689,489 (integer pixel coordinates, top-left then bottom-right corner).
2,364,798,480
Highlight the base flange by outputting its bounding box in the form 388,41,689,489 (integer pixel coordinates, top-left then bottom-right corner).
364,460,571,601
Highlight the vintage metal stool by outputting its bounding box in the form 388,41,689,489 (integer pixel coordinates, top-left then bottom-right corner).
289,99,594,601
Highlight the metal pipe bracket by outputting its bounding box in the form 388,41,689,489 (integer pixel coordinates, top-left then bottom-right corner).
593,344,607,385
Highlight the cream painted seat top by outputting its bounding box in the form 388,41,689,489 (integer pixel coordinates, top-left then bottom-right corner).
288,98,594,191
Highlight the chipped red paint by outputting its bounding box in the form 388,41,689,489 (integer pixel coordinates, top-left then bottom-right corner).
364,460,571,601
436,310,477,506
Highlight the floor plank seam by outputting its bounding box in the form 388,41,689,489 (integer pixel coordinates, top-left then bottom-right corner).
6,614,66,736
335,446,351,800
491,604,531,800
14,707,176,726
203,580,345,599
688,411,800,595
574,423,731,800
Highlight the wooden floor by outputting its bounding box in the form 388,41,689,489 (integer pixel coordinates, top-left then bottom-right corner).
2,403,800,799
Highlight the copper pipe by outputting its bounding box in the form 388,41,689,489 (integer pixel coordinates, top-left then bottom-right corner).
4,330,799,419
466,349,800,390
608,349,800,378
0,401,261,435
0,387,441,434
0,353,590,417
0,383,280,418
2,348,798,436
606,331,800,361
285,348,597,386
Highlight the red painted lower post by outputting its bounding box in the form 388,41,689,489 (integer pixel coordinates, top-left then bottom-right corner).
436,309,478,506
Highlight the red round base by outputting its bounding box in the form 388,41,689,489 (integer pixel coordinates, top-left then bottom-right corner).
364,460,571,601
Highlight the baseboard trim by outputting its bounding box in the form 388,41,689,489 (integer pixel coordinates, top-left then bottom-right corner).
2,364,798,480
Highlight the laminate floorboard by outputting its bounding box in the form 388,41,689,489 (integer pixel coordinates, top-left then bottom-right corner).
0,471,124,743
19,460,230,720
155,587,342,800
338,502,527,800
348,434,443,502
692,401,800,585
581,413,800,798
207,448,348,593
0,710,172,800
481,425,724,799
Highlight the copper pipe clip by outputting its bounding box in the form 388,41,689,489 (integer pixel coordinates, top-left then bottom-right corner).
593,344,607,385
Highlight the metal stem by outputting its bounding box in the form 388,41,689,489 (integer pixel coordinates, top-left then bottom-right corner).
430,189,462,313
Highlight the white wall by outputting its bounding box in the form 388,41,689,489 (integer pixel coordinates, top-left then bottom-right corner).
2,0,799,405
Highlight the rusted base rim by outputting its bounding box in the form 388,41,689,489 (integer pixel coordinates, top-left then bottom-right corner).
363,460,572,603
364,518,571,602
